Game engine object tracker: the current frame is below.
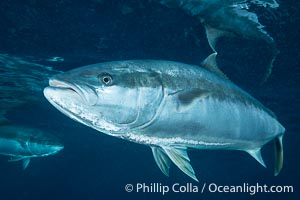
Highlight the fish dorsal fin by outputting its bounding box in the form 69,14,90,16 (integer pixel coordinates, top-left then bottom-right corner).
246,148,266,168
8,156,31,170
162,146,199,182
151,146,171,176
201,53,229,81
274,135,283,176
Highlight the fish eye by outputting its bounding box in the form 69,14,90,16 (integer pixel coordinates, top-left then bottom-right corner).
99,73,113,86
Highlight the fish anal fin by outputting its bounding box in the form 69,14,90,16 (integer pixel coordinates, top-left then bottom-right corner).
274,135,283,176
151,146,171,176
201,53,229,81
247,148,266,168
163,146,199,182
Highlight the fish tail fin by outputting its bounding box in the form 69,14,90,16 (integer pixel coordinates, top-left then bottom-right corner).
274,135,283,176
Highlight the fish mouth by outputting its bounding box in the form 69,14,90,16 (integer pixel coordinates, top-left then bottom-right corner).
35,144,64,157
46,78,98,106
49,79,80,96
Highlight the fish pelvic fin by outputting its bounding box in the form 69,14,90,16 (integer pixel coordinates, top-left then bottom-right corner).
151,146,171,176
274,135,283,176
162,146,198,182
246,148,266,168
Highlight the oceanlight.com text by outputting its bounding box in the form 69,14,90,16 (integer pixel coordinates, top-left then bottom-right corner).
207,182,293,195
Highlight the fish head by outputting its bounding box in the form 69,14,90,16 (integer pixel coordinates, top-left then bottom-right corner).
43,61,164,135
25,128,64,156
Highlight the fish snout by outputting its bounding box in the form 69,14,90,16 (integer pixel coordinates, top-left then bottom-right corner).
47,77,98,106
52,143,64,154
28,142,64,156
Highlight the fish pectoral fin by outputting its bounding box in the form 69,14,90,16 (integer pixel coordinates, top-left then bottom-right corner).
8,156,31,170
151,146,171,176
162,146,199,182
22,158,31,170
246,148,266,168
274,135,283,176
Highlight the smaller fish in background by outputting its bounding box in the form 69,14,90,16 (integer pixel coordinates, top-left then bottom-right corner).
0,125,64,169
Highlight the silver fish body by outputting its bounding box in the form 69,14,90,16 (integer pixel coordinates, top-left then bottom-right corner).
44,60,285,181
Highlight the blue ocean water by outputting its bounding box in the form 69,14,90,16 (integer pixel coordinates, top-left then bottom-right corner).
0,0,299,199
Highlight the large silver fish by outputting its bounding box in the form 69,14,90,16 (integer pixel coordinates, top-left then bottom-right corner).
43,59,285,181
0,125,64,169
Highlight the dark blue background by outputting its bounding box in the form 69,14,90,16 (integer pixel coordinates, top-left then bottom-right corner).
0,0,299,199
